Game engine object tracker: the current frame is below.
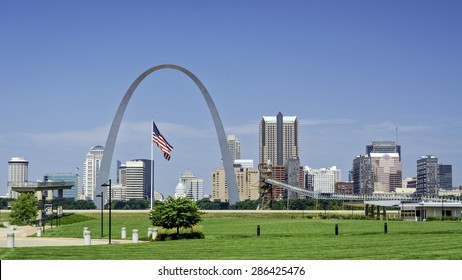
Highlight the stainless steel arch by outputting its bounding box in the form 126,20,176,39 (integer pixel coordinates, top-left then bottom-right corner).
95,64,239,207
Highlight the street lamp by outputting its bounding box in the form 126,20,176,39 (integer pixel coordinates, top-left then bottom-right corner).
101,179,112,244
96,192,104,237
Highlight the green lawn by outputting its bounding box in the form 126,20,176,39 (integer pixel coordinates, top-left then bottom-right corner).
1,212,461,260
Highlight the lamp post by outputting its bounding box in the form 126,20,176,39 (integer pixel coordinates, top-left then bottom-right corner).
96,192,104,237
101,179,112,244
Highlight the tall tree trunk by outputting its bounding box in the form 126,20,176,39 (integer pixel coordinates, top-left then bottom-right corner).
176,226,179,239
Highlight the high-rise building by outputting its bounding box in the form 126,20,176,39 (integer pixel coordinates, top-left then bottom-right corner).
43,172,80,201
285,158,305,198
366,141,401,159
131,159,152,201
352,141,402,194
83,145,104,200
438,164,452,190
125,160,146,200
180,169,204,201
370,152,402,193
259,112,299,166
352,155,373,194
8,157,29,199
212,166,259,202
227,135,241,162
417,155,439,196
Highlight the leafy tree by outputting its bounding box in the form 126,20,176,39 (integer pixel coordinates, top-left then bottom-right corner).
150,197,202,238
10,192,38,225
0,198,11,209
127,198,149,210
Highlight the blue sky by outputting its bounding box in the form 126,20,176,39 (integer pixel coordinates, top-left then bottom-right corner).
1,0,461,198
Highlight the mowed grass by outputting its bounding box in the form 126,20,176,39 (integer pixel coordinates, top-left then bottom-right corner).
1,211,461,260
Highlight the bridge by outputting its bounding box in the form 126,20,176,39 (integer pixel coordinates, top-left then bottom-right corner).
261,178,462,219
265,178,461,203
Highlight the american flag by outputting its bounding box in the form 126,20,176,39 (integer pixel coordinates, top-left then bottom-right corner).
152,121,174,161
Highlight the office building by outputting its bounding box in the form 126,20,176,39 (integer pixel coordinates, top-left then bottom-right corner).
8,157,29,199
259,112,299,166
227,135,241,161
305,166,341,194
259,112,300,199
417,155,439,196
438,164,452,190
83,145,104,200
211,166,259,202
352,155,373,194
43,172,80,201
285,158,305,198
366,141,401,159
125,160,146,200
352,141,402,194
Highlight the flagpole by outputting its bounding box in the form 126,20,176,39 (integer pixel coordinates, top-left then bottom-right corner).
151,120,154,210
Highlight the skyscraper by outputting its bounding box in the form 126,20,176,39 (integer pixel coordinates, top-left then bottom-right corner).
352,141,402,194
352,155,373,194
227,135,241,162
8,157,29,199
366,141,401,159
417,155,439,196
83,145,104,200
259,112,299,166
438,164,452,190
125,160,145,200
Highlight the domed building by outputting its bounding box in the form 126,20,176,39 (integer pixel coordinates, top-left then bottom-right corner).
180,169,204,201
174,180,186,199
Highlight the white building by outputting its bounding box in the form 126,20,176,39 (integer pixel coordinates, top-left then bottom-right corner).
83,145,104,200
227,135,241,161
305,166,341,194
125,160,145,200
8,157,29,199
234,159,254,168
175,180,187,198
180,170,204,201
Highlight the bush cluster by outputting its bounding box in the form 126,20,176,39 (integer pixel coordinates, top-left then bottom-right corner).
426,216,461,222
154,231,205,241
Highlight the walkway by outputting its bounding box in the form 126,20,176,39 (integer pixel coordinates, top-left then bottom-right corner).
0,224,134,247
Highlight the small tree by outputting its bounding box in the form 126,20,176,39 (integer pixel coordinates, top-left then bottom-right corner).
10,192,38,225
150,197,202,238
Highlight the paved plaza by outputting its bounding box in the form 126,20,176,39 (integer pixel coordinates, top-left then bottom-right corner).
0,225,133,247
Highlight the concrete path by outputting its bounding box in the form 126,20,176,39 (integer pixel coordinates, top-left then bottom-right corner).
0,225,135,247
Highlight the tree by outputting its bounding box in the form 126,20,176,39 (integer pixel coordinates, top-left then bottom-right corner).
150,197,202,238
10,192,38,225
127,198,149,210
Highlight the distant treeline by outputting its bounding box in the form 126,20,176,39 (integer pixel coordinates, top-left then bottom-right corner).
196,198,363,211
2,197,363,211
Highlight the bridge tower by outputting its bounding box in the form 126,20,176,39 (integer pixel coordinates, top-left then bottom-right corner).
258,162,273,210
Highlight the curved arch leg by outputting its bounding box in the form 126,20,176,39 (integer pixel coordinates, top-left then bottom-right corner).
95,65,238,207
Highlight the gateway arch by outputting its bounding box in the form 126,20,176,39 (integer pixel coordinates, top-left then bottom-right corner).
96,64,239,207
